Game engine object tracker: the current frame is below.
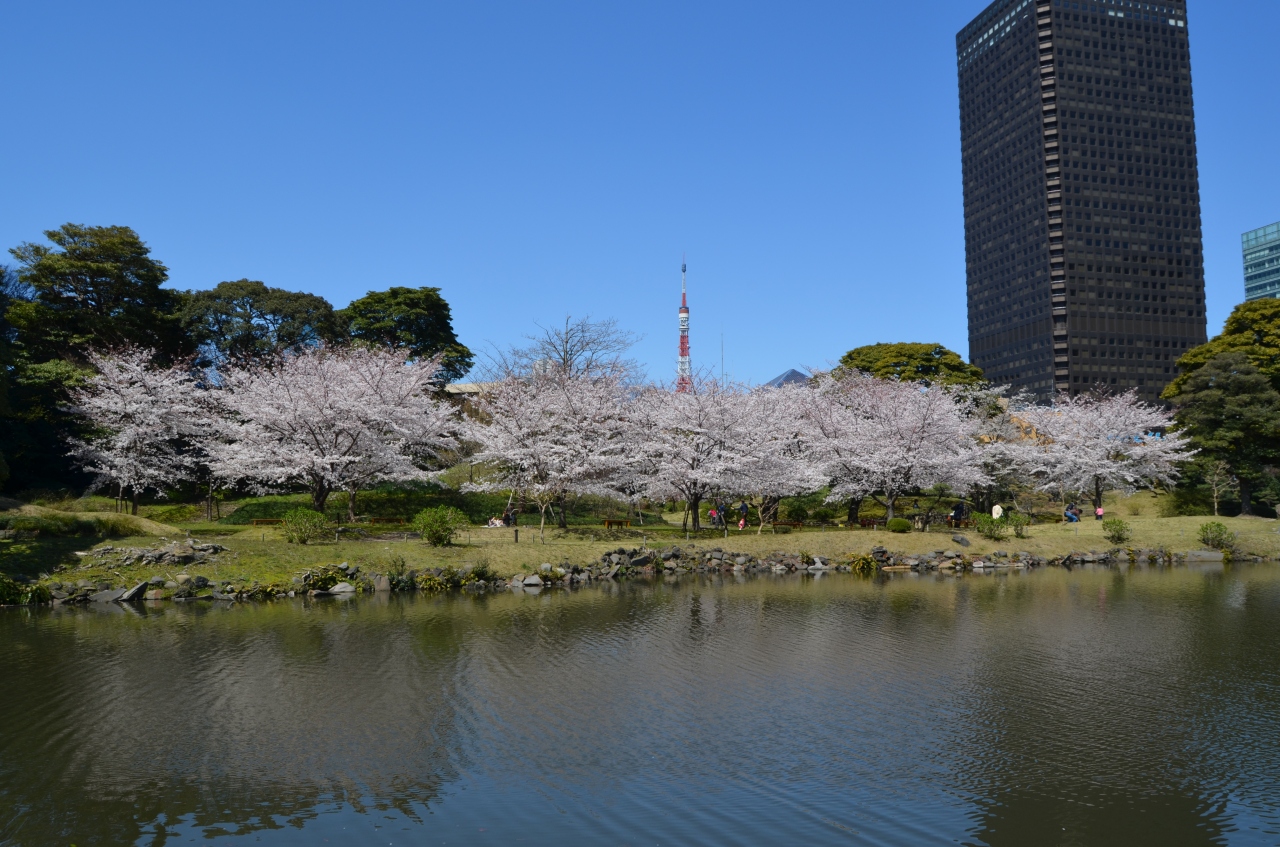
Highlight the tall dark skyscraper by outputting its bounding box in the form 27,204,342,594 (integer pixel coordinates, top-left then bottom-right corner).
957,0,1207,401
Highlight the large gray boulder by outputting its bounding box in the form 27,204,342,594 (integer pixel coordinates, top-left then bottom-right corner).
522,575,544,587
119,582,149,602
329,582,356,594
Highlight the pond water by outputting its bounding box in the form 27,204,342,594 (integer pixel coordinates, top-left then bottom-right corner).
3,565,1280,846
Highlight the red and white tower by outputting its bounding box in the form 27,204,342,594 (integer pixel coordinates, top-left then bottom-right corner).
676,260,692,393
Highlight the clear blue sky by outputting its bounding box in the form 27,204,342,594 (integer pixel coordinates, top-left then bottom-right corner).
2,0,1275,383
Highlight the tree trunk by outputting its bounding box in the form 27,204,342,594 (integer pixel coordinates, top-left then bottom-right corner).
758,496,779,535
689,494,702,531
130,488,139,516
1239,477,1255,516
847,497,863,526
346,489,358,523
311,485,330,513
539,505,548,542
1094,478,1104,510
207,484,215,522
556,493,568,529
884,496,896,520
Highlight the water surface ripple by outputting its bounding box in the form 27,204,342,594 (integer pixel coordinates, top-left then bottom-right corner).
3,566,1280,846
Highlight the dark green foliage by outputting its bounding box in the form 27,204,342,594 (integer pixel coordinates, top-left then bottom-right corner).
782,503,809,523
0,575,51,605
1168,352,1280,516
3,226,190,493
1102,519,1133,545
281,508,330,544
837,342,985,386
0,512,140,537
181,279,342,365
1164,299,1280,397
341,287,473,382
886,518,912,533
297,565,348,591
412,506,470,547
1006,512,1031,539
218,487,513,526
7,224,189,362
1198,522,1236,551
416,565,491,592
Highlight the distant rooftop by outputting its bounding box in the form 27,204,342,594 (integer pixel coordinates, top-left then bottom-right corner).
1243,222,1280,251
764,369,808,389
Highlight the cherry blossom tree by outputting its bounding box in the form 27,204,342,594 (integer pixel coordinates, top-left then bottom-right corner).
723,384,823,533
464,371,630,540
800,372,988,519
627,376,750,532
208,346,458,520
1016,390,1191,508
67,348,206,514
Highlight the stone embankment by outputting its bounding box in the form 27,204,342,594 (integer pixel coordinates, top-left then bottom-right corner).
0,541,1244,607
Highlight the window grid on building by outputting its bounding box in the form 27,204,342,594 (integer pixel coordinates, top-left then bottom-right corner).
1243,222,1280,302
957,0,1207,402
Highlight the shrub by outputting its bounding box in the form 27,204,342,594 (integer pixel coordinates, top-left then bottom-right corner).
783,503,809,523
412,506,470,547
282,508,330,544
772,524,792,534
418,565,469,592
1102,518,1133,545
1006,512,1031,539
1199,521,1235,551
0,512,143,538
811,507,837,524
887,518,912,533
975,514,1009,541
298,565,346,590
847,555,877,575
0,576,52,606
467,561,497,583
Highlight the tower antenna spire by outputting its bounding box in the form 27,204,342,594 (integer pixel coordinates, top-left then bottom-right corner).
676,256,692,393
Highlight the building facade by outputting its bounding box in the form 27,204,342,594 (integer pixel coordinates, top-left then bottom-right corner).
1243,222,1280,301
957,0,1207,401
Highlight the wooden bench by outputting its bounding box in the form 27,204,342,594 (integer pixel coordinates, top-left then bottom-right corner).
369,517,406,525
251,519,284,526
603,519,632,529
859,519,885,528
945,518,974,529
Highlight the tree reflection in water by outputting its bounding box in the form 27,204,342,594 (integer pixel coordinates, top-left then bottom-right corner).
1,567,1278,846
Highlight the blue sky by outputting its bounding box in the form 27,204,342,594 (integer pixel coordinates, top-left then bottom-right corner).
1,0,1275,384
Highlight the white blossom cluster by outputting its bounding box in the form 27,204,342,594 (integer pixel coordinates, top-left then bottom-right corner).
69,348,1191,528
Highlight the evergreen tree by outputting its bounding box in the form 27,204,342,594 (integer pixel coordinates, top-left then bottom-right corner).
1164,299,1280,397
180,279,343,366
3,225,187,492
341,286,473,382
1168,352,1280,516
837,342,985,386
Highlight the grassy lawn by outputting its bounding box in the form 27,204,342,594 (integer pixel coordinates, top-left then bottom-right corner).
4,497,1278,590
